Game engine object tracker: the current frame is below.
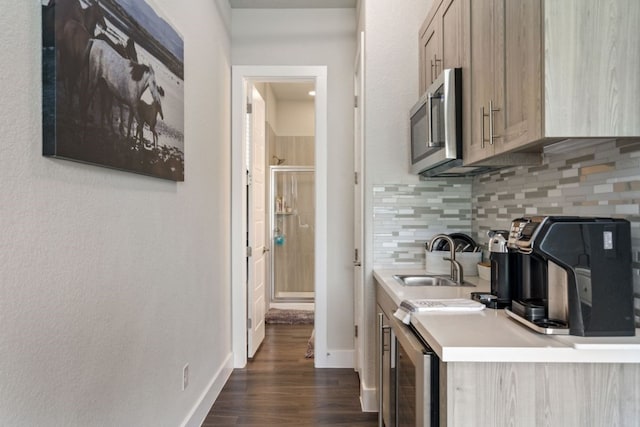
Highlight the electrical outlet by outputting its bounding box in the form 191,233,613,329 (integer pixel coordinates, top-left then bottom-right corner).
182,363,189,391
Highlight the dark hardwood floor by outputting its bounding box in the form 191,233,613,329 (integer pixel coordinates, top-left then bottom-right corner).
203,324,377,426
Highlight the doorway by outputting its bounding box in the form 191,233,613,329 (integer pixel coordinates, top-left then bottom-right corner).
231,66,328,369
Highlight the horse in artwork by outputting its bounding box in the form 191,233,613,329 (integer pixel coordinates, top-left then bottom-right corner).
136,99,164,148
84,39,163,143
94,34,138,63
92,34,139,134
55,0,106,114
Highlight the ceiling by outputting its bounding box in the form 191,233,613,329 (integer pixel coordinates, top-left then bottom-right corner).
269,82,316,101
229,0,357,8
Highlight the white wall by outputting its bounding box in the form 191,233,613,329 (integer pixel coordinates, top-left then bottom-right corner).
277,100,315,136
232,9,356,353
0,1,232,425
265,83,278,129
359,0,434,409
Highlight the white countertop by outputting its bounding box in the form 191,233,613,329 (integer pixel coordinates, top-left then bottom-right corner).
374,269,640,364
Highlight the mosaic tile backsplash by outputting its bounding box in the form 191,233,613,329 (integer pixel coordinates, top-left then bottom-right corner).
372,181,472,268
372,139,640,325
472,139,640,326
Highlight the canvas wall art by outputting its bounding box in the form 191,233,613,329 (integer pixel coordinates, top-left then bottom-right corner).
42,0,185,181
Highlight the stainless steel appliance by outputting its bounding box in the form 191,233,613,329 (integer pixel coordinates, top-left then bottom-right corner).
378,302,439,426
505,216,636,336
409,68,493,178
396,325,439,427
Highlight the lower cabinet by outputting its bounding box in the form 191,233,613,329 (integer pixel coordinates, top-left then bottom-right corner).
441,362,640,426
376,280,640,426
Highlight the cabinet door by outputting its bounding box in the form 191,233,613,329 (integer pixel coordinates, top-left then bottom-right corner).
495,0,543,153
419,19,440,94
465,0,494,164
420,0,466,95
440,0,465,70
544,0,640,137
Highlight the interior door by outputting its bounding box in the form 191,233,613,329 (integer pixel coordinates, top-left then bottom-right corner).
353,31,365,374
247,85,267,358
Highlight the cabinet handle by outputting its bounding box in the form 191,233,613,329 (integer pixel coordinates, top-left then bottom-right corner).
480,106,488,149
427,92,435,147
430,60,434,83
433,54,442,77
378,313,390,427
489,100,500,145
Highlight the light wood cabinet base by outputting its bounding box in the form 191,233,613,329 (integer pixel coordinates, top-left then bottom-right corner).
443,361,640,427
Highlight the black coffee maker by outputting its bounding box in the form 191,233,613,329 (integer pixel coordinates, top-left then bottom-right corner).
471,230,519,308
488,230,518,308
505,216,635,337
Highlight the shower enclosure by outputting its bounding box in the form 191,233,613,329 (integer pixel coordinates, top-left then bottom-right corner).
270,166,315,302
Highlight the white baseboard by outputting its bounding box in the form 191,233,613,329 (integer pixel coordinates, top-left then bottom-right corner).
360,381,378,412
181,352,234,427
314,349,354,368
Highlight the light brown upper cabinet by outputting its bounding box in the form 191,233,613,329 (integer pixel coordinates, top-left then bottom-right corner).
544,0,640,138
419,0,468,94
466,0,542,164
464,0,640,165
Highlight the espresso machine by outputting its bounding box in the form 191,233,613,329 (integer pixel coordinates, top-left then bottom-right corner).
505,216,635,337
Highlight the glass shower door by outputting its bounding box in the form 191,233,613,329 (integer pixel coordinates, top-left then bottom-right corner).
270,166,315,302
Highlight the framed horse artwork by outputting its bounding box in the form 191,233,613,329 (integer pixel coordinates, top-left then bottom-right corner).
41,0,185,181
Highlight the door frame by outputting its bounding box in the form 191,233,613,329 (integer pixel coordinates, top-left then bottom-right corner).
353,31,365,376
231,65,328,368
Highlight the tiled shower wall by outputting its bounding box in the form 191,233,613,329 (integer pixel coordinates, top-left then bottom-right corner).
372,181,472,268
472,139,640,325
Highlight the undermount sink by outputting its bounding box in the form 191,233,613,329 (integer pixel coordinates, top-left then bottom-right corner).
393,274,475,287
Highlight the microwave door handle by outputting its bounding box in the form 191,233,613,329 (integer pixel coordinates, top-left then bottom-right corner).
427,92,434,147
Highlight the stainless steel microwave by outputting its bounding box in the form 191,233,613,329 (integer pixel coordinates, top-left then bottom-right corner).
410,68,492,178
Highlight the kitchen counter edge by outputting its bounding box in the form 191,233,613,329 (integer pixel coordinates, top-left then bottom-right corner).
374,269,640,364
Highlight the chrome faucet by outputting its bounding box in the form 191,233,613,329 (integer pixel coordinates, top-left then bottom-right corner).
429,234,465,285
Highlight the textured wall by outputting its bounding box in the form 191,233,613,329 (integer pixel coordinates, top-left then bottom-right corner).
0,1,232,425
372,181,472,268
472,139,640,325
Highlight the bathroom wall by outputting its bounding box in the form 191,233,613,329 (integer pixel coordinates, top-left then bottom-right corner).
271,135,315,166
269,96,315,166
472,139,640,325
277,100,315,137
